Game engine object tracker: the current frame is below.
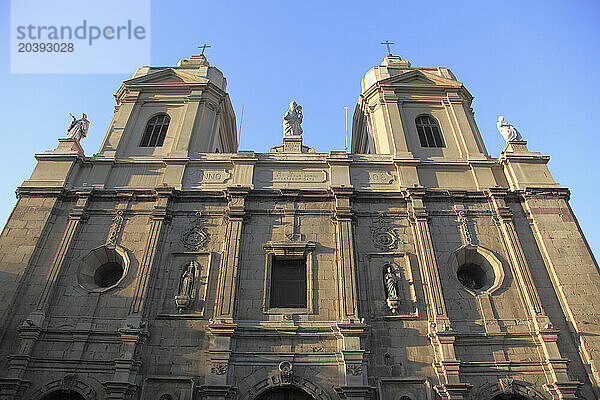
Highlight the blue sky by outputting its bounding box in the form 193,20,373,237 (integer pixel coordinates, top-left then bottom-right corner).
1,0,599,258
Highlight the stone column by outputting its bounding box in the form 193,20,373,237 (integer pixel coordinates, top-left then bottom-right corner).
2,188,92,398
406,188,471,400
488,188,581,399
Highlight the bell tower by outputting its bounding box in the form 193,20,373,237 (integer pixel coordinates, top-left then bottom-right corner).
352,55,488,162
96,54,237,159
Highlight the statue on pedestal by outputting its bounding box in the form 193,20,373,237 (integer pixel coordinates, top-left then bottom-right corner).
66,113,90,142
283,101,303,136
384,265,399,314
497,116,523,142
175,261,196,313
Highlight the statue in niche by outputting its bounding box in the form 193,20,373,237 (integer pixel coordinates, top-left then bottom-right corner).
175,261,196,312
384,265,400,314
283,101,303,136
497,116,523,142
66,113,90,142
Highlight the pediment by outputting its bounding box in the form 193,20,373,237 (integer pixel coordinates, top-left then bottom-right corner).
382,70,460,87
124,69,209,85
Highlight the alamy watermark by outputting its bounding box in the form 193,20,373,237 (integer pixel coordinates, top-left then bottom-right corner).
11,0,150,73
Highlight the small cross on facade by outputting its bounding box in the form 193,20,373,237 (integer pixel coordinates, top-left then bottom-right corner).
380,41,394,55
198,44,211,55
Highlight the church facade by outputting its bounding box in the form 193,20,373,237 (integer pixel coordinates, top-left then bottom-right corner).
0,54,599,400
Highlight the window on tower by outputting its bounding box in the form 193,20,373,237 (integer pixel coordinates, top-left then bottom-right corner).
140,114,170,147
415,115,445,148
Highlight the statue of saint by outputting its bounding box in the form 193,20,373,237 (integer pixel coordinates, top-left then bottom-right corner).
384,265,400,314
179,262,195,298
497,116,523,142
175,261,196,313
67,113,90,142
283,101,303,136
384,265,398,299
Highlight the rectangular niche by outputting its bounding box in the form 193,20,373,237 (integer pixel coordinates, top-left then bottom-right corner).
366,252,418,319
156,251,215,318
262,241,316,315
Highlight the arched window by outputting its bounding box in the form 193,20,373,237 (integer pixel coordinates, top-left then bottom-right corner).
140,114,170,147
415,115,445,148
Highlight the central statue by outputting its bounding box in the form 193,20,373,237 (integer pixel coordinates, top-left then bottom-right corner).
283,101,303,136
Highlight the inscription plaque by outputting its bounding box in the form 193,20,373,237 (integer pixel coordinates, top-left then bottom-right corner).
258,170,327,184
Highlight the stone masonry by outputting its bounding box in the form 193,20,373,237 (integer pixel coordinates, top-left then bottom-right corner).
0,54,598,400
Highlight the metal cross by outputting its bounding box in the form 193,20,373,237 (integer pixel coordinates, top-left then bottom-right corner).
198,44,211,55
380,41,394,55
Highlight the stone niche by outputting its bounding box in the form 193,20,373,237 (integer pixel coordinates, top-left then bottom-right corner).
364,253,418,318
156,252,215,317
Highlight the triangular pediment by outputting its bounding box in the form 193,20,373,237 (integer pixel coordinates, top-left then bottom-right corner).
124,69,209,85
382,70,460,87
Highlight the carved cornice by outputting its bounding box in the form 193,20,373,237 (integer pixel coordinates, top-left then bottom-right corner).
263,241,316,257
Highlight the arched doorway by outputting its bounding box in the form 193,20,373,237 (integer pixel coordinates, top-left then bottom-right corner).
41,391,86,400
257,387,313,400
492,395,528,400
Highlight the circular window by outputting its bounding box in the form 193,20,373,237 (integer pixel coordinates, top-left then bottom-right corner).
457,263,486,290
78,245,130,292
94,262,124,287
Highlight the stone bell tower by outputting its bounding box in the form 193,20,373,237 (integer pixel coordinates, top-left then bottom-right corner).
97,53,237,160
352,55,488,162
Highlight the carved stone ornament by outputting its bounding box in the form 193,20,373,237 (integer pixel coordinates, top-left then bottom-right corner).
371,214,400,250
278,361,293,383
106,209,125,246
181,212,210,250
498,377,515,394
456,210,474,245
210,363,228,375
346,364,363,376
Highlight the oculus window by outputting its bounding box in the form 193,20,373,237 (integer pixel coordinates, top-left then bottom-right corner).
456,262,486,290
270,256,307,308
140,114,170,147
415,115,445,148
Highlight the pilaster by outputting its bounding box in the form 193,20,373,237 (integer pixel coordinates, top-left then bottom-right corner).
105,186,172,399
331,186,359,322
406,188,471,399
213,186,249,321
